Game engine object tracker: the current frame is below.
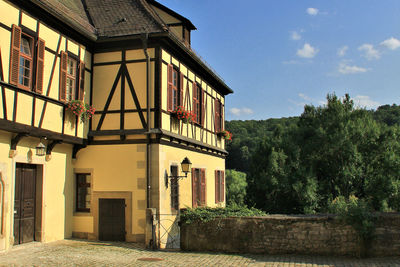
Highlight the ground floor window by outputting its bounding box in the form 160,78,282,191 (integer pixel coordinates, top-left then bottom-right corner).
170,165,179,211
76,173,91,212
192,168,206,208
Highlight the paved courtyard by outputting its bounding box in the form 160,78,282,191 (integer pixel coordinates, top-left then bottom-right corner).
0,239,399,267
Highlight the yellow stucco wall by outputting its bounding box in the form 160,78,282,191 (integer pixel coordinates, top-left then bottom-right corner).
155,144,225,247
0,0,92,139
0,131,74,250
160,49,225,150
72,144,147,241
158,144,225,212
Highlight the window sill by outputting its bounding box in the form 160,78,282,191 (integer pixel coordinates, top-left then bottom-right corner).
73,211,92,217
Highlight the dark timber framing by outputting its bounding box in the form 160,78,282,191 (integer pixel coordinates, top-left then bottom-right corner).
94,55,147,132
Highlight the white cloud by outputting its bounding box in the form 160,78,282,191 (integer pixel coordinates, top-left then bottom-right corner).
289,93,325,108
298,93,312,102
230,107,254,116
337,46,348,57
338,62,369,74
297,43,318,58
353,95,380,109
307,7,319,16
282,60,300,65
381,37,400,50
358,44,380,60
290,31,301,40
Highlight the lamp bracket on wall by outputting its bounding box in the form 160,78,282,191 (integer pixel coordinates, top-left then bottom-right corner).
10,133,28,150
46,140,62,155
9,133,28,158
167,157,192,180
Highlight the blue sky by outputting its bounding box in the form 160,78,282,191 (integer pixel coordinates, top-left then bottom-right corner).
157,0,400,120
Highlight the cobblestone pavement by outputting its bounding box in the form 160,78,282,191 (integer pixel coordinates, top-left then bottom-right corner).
0,239,399,267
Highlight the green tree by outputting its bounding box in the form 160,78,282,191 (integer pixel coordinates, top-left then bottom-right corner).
246,94,400,214
225,170,247,206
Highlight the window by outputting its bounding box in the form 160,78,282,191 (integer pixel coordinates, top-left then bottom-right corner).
59,51,85,102
19,35,33,89
192,82,203,125
66,57,77,101
9,25,45,93
192,168,206,208
215,170,225,203
215,98,223,132
170,165,179,211
76,173,91,212
167,64,183,111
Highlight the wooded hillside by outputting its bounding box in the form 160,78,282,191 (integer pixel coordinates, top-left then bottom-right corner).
225,94,400,214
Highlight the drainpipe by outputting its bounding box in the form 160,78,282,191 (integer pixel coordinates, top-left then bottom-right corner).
141,33,151,209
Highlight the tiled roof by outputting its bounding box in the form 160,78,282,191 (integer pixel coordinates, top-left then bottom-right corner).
85,0,167,37
29,0,97,39
23,0,233,94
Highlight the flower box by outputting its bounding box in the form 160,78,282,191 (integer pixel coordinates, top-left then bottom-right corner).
171,106,196,124
217,130,233,141
66,100,95,123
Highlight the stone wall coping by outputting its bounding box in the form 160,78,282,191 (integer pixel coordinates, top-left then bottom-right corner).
211,212,400,221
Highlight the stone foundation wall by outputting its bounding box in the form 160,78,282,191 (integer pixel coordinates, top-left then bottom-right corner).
180,213,400,257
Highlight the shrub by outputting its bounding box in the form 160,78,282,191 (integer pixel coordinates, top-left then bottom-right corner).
180,205,266,225
329,195,375,243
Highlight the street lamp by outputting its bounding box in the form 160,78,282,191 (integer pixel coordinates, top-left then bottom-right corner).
35,138,46,157
169,157,192,180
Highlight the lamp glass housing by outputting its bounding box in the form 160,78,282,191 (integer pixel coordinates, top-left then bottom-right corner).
180,157,192,174
35,142,46,156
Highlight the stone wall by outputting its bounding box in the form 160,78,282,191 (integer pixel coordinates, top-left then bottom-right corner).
180,213,400,257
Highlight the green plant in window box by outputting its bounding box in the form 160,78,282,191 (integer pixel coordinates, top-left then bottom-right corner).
66,100,95,123
217,130,233,141
171,106,196,123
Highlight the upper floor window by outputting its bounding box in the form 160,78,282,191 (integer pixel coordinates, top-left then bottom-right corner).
19,35,33,89
215,170,225,204
215,98,223,132
10,25,45,93
192,168,206,208
167,64,183,111
59,51,85,102
66,57,77,101
192,82,204,125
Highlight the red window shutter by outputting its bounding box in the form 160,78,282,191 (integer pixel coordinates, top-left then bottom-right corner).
192,82,197,120
59,51,68,101
167,64,173,111
200,169,206,206
221,171,225,202
179,72,184,106
214,99,219,132
215,170,219,204
78,61,85,100
191,168,197,208
10,24,21,86
201,89,205,126
221,103,224,131
35,38,45,94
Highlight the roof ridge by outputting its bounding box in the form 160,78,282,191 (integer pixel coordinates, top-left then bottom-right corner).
138,0,168,32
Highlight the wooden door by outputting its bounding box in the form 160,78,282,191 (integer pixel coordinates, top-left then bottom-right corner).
99,199,125,241
14,164,36,245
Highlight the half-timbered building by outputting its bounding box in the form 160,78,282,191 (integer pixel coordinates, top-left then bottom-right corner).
0,0,232,251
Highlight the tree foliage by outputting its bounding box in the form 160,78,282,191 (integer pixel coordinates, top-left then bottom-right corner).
225,170,247,206
227,94,400,214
